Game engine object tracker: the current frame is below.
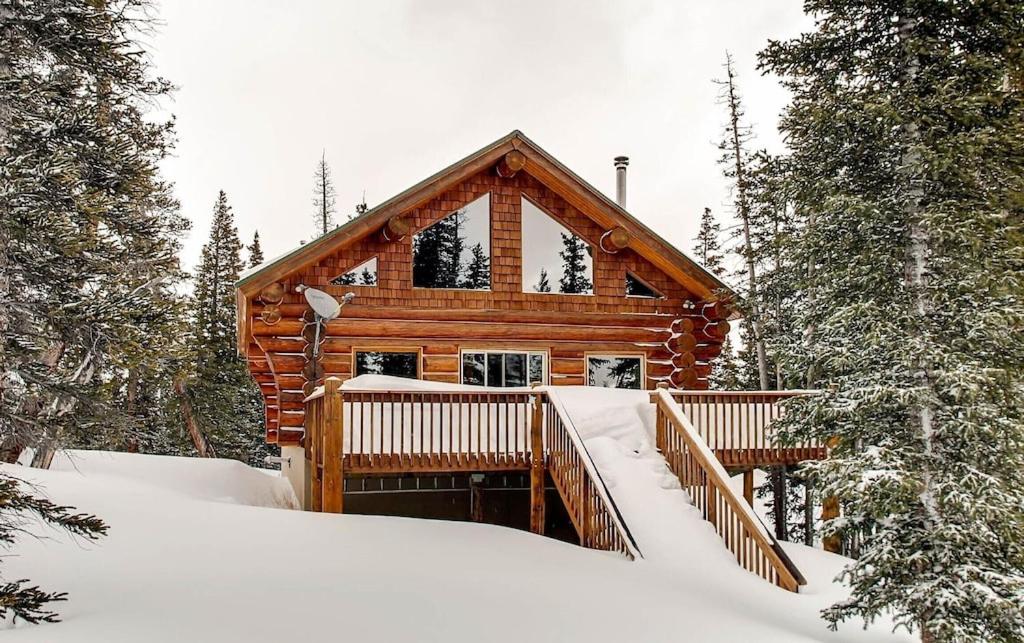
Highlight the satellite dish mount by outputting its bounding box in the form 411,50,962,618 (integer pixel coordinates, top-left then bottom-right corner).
298,286,355,360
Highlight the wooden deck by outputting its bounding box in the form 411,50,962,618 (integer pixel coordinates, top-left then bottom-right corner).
303,380,827,590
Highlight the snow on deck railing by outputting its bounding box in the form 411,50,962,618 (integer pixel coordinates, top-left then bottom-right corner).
543,388,643,560
653,388,804,592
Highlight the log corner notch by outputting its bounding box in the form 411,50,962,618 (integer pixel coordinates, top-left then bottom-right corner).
259,282,284,326
379,214,411,242
599,226,630,254
495,149,527,178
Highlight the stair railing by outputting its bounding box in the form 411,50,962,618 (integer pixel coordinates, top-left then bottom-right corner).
652,388,804,591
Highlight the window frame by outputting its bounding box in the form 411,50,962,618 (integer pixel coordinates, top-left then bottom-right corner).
584,353,646,390
351,346,423,380
459,349,549,387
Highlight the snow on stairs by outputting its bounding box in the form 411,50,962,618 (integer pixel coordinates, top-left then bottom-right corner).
547,386,806,592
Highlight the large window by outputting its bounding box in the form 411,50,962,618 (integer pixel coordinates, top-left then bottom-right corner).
412,194,491,290
587,355,643,389
354,350,420,379
521,197,593,295
461,351,546,387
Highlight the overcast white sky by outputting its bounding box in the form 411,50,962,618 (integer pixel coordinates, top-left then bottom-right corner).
150,1,811,282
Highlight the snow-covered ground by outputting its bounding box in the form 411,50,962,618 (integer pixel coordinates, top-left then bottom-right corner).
1,381,913,642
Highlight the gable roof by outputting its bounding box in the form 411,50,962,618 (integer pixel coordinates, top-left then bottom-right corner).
237,130,731,300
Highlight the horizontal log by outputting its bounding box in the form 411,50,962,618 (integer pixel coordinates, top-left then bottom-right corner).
551,376,584,386
693,344,723,361
550,357,583,376
423,355,458,373
666,333,697,354
301,318,670,343
671,368,699,389
697,321,730,341
647,361,675,378
599,227,630,253
423,372,459,384
700,300,730,321
251,305,679,330
672,352,696,369
671,318,695,334
278,429,304,446
259,282,285,305
380,215,411,242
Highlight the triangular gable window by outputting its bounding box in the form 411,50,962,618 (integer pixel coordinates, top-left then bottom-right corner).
330,257,378,286
625,272,663,299
412,194,491,290
521,196,593,295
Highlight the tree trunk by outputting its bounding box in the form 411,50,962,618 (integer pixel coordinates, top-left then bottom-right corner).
173,377,216,458
723,54,770,390
0,1,13,446
771,466,787,540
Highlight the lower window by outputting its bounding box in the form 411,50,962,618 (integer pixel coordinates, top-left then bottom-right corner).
461,351,546,387
587,356,643,389
354,351,420,379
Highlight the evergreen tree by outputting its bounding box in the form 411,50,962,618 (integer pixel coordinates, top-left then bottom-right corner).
762,3,1024,639
693,207,725,276
187,192,267,465
717,52,770,391
0,473,107,624
359,267,376,286
534,268,552,293
247,231,264,268
558,233,592,294
460,242,490,289
311,150,336,236
0,0,186,616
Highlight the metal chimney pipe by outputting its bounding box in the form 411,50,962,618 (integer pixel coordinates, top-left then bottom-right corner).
614,156,629,208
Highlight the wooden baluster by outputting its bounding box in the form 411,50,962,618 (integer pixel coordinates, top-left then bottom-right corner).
308,398,322,512
321,377,344,514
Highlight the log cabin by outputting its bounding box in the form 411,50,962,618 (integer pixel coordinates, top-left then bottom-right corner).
234,132,832,584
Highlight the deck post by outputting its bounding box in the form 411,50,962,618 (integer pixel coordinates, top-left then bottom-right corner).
321,377,344,514
307,395,323,512
742,469,754,506
529,384,546,535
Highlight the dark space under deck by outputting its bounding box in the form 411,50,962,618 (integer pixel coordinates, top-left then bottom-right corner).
343,472,578,545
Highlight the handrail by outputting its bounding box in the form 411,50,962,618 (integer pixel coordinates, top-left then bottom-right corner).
653,389,804,591
543,388,642,560
668,390,825,467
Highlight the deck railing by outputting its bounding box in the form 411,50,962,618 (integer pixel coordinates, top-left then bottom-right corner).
543,392,642,560
652,388,804,591
304,378,640,560
669,390,825,467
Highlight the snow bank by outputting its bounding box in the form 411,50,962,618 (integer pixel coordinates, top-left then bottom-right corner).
51,450,298,509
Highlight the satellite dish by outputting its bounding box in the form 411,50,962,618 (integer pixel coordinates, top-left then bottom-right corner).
303,287,342,321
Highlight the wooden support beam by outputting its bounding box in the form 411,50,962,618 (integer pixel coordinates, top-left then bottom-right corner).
321,377,344,513
530,384,546,535
380,215,411,242
599,226,630,253
495,149,527,178
743,469,754,506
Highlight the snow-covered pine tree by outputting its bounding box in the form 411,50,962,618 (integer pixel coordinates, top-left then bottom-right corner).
359,267,376,286
247,231,264,268
186,192,267,465
461,242,490,289
534,268,552,293
692,207,744,389
558,234,592,294
1,0,186,617
312,151,337,236
762,2,1024,639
